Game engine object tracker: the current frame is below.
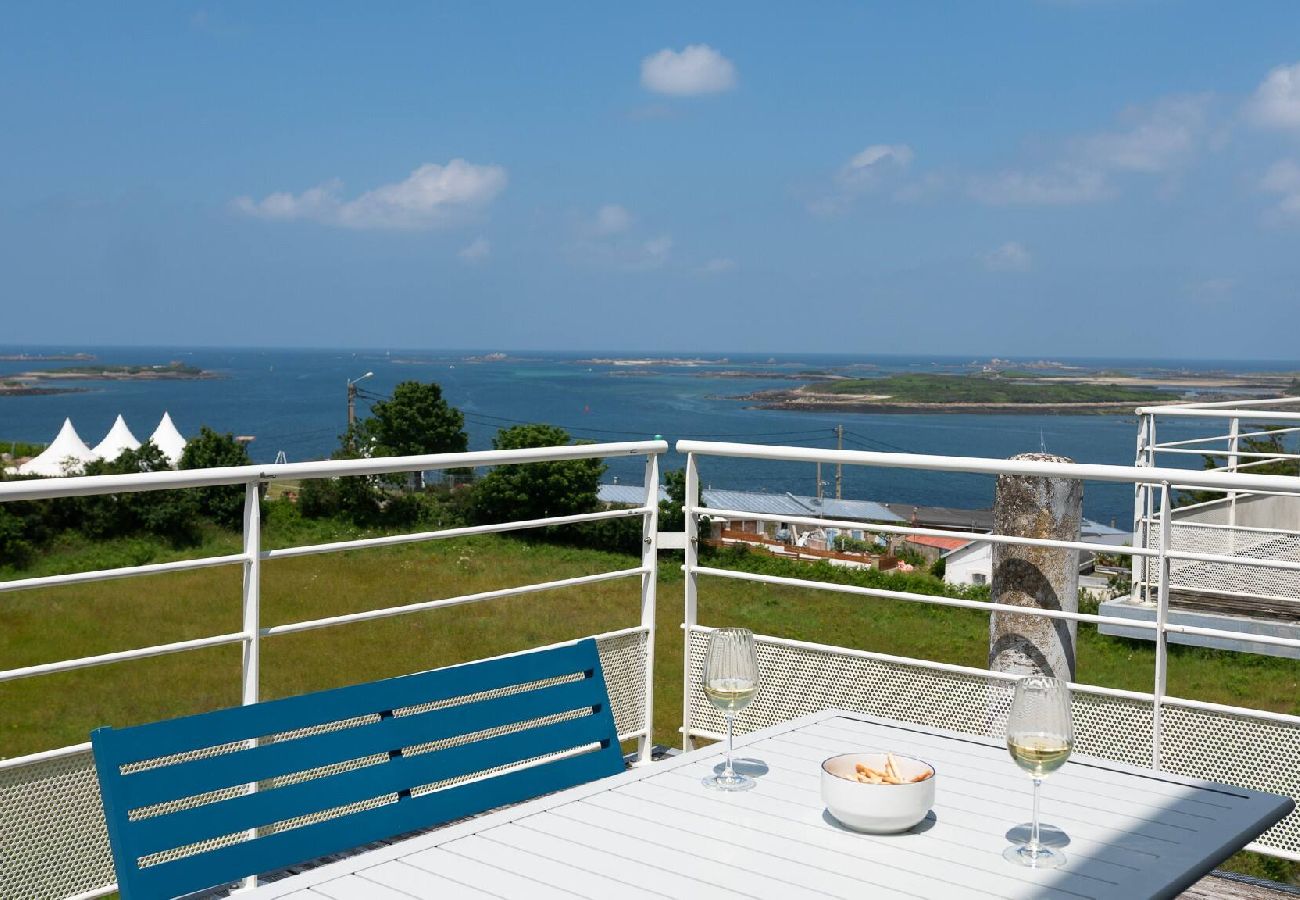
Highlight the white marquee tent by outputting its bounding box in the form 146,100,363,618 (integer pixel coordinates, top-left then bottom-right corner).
14,418,98,476
149,412,187,466
91,415,141,462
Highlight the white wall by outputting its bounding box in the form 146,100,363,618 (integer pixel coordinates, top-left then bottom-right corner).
944,542,990,587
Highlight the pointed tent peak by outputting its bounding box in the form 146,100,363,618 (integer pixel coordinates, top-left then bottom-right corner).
150,412,187,467
53,417,80,441
16,418,97,476
92,414,141,462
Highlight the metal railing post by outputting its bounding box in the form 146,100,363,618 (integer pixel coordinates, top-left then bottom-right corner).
637,452,660,764
241,480,262,706
1131,413,1151,604
1151,482,1172,770
1227,416,1240,550
682,452,700,751
239,479,262,892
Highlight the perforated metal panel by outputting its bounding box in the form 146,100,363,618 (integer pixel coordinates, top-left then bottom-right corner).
0,630,649,900
596,628,649,740
1143,522,1300,603
687,630,1298,857
0,748,114,899
1161,704,1300,856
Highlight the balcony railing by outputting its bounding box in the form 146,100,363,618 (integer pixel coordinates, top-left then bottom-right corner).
0,441,667,899
3,435,1300,898
676,439,1300,866
1131,397,1300,611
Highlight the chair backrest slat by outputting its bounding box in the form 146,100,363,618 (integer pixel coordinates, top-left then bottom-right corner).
117,675,604,810
99,639,597,762
92,639,623,900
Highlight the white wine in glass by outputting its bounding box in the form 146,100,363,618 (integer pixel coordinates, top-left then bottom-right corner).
701,628,761,791
1003,675,1073,869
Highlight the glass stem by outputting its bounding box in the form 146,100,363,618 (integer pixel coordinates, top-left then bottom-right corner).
723,712,736,780
1028,778,1043,856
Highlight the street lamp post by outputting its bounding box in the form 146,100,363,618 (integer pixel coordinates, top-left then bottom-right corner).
347,371,374,427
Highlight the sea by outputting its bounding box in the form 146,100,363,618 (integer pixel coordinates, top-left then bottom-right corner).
3,347,1296,526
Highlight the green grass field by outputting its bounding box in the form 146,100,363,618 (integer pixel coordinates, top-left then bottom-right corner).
3,524,1298,881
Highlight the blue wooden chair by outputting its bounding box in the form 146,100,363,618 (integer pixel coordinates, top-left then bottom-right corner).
91,639,624,900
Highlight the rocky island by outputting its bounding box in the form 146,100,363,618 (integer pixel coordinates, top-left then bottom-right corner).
1,361,217,396
736,371,1290,415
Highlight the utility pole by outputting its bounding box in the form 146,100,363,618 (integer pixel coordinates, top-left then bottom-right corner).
346,371,374,428
835,424,844,500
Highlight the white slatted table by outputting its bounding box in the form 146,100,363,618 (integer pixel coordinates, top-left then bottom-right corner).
248,709,1293,900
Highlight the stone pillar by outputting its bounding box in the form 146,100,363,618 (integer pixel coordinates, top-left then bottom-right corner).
989,453,1082,681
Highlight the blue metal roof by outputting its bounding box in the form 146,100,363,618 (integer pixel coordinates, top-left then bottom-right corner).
597,483,668,505
698,488,905,523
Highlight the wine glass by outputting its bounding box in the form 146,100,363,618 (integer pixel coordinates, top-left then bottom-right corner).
701,627,761,791
1003,674,1073,869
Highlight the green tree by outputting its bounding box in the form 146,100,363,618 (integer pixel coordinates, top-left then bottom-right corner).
365,381,467,487
367,381,467,456
179,427,254,529
470,424,605,525
658,467,700,533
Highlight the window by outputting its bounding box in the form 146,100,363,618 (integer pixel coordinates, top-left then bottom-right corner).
972,573,987,586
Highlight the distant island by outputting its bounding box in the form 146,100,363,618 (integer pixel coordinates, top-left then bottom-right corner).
1,361,216,396
0,352,95,362
579,357,730,367
737,371,1288,414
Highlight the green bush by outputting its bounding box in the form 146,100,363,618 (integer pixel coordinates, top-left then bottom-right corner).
704,541,990,603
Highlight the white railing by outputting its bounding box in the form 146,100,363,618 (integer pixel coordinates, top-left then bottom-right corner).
1132,397,1300,606
0,440,667,900
6,432,1300,894
676,439,1300,862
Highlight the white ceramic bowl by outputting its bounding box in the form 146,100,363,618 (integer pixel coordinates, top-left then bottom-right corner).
821,752,936,834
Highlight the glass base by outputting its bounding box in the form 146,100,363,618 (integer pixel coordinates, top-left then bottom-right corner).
1008,822,1069,848
702,773,756,792
1003,843,1066,869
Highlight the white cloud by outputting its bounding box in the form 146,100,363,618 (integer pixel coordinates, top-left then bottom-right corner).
641,44,737,96
847,144,914,172
458,237,491,263
1261,159,1300,220
968,95,1210,207
700,257,736,274
643,235,673,261
809,143,916,215
233,160,507,230
1187,277,1236,303
983,241,1033,272
1248,62,1300,132
1080,95,1209,173
969,166,1108,206
592,204,634,235
982,241,1032,272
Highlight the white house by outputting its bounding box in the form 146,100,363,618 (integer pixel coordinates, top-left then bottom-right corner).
942,519,1132,588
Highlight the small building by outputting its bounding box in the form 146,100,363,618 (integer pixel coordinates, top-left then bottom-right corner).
901,534,971,564
941,519,1132,588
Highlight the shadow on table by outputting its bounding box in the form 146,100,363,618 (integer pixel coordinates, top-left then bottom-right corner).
822,808,939,836
713,758,771,779
1005,823,1071,848
1034,775,1294,897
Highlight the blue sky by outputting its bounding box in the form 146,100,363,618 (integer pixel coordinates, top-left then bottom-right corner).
3,2,1300,358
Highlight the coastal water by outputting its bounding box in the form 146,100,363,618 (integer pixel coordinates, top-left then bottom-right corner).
4,347,1293,525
